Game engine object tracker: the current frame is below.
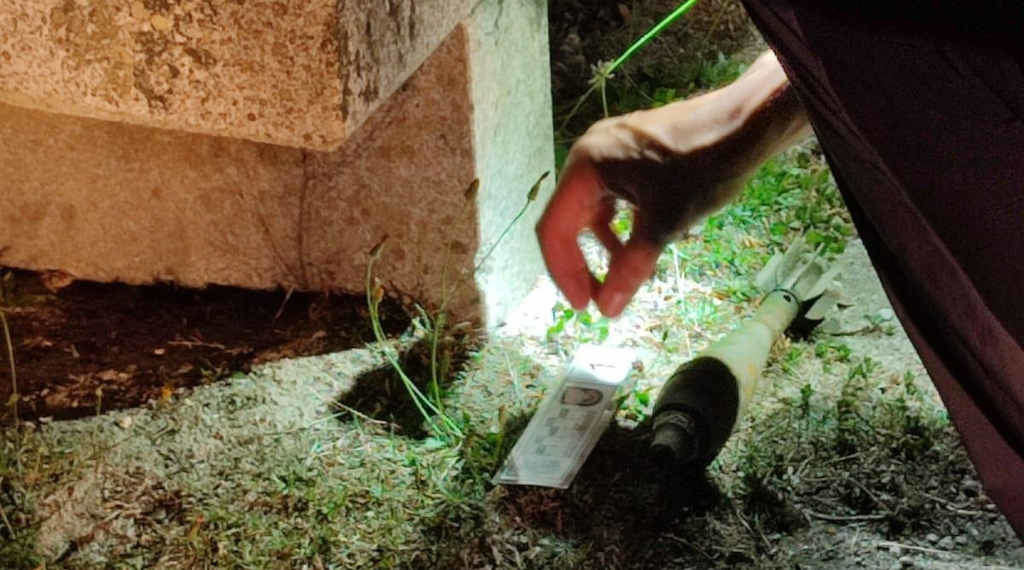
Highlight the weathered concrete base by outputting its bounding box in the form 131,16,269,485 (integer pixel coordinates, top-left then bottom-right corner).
0,0,477,150
468,0,556,327
0,0,553,328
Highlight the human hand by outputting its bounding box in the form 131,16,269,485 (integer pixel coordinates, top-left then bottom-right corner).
534,151,664,318
536,99,753,317
536,52,809,317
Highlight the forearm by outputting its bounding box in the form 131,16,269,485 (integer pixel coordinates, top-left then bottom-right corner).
540,56,810,317
625,51,810,173
568,51,811,243
722,51,811,165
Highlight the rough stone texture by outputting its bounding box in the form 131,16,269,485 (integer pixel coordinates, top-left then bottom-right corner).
0,0,554,328
0,0,473,150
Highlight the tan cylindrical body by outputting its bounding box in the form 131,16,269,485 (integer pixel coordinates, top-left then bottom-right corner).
701,289,800,415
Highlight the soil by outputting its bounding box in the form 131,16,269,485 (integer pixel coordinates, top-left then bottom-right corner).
0,270,408,424
1,2,1021,567
0,0,760,428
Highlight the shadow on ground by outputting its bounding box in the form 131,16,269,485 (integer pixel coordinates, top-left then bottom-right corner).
333,335,473,438
0,269,409,423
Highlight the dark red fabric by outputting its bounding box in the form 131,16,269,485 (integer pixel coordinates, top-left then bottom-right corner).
740,2,1024,537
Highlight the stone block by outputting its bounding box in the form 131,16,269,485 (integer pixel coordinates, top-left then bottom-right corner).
0,0,553,328
0,0,475,150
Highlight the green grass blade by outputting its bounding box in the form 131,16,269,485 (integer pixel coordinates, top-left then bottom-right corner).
608,0,702,75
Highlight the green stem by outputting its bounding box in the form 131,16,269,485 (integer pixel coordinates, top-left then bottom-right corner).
474,204,530,274
556,83,597,134
607,0,701,75
556,0,701,135
366,254,443,436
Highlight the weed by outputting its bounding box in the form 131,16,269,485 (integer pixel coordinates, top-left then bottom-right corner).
798,382,814,418
361,172,545,443
836,357,879,454
695,52,748,89
619,383,655,423
365,241,463,441
780,344,805,374
815,338,852,366
558,0,702,131
545,303,611,352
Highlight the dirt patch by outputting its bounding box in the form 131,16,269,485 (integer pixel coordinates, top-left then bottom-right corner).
34,465,188,563
0,269,409,424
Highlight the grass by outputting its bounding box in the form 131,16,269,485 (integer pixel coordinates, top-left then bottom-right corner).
360,169,547,444
1,39,1019,570
0,143,1010,566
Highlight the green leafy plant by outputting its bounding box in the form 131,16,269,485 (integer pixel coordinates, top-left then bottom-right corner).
798,382,814,419
695,52,747,89
545,302,611,346
366,240,464,442
558,0,702,131
814,339,851,362
618,383,655,423
835,357,879,454
363,173,547,444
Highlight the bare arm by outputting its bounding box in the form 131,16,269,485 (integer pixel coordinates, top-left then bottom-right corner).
537,51,810,316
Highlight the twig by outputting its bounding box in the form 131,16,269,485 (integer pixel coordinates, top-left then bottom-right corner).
732,502,772,552
621,69,657,105
822,451,864,466
503,352,523,407
846,474,888,512
0,480,15,538
167,339,227,350
331,403,390,427
556,83,597,135
663,532,715,562
273,286,295,322
805,509,889,523
875,541,959,557
1,308,16,427
919,490,985,515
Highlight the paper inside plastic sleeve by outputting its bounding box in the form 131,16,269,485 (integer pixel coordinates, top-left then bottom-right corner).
492,345,637,489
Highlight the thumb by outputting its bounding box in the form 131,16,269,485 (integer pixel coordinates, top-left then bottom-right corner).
595,233,662,317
